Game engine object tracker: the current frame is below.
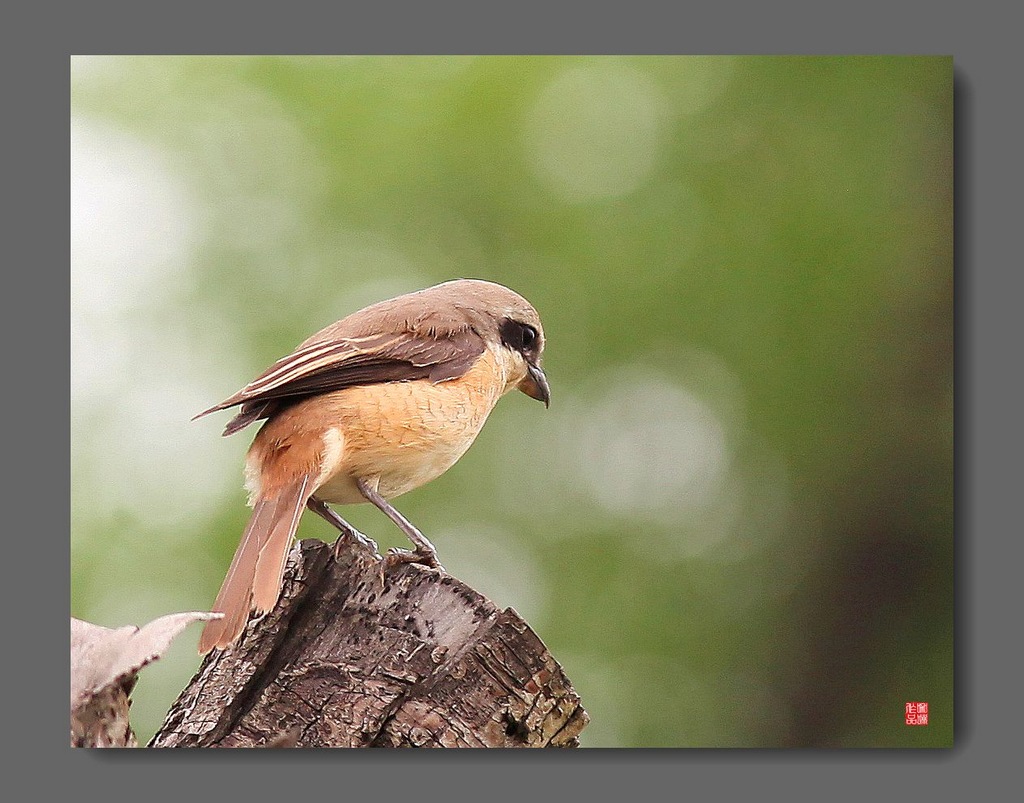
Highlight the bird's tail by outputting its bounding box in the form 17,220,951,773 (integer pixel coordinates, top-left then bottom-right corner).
198,474,313,654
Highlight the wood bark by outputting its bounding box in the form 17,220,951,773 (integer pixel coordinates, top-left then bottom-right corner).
150,537,589,748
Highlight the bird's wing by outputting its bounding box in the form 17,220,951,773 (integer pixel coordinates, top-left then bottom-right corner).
194,326,485,435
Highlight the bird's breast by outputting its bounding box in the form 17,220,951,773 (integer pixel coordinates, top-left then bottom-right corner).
249,347,515,504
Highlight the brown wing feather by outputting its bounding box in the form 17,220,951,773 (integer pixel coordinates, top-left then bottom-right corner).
197,474,314,653
195,324,484,436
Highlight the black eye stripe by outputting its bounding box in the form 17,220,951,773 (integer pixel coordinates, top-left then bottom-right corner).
499,318,539,354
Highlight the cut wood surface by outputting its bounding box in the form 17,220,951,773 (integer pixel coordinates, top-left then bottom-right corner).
151,537,589,748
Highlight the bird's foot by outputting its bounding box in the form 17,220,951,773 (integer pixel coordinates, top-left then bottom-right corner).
332,526,379,559
348,528,379,554
383,546,445,573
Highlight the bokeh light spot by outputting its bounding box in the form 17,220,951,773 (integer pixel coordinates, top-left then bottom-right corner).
72,115,239,530
572,369,730,525
524,63,667,202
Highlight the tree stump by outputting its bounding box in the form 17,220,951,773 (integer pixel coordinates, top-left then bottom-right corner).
150,537,589,748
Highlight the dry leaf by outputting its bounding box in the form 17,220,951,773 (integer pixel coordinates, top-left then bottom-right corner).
71,612,221,747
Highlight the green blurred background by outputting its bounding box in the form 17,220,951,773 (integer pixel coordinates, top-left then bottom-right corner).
70,55,952,747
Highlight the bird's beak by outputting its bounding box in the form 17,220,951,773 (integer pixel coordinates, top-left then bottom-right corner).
519,363,550,408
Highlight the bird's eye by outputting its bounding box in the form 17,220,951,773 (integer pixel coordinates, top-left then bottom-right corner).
521,325,537,349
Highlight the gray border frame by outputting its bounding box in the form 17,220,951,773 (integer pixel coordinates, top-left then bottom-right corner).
32,0,1017,796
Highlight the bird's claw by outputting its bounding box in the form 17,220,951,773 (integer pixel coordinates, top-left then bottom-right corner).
383,546,444,573
332,527,378,559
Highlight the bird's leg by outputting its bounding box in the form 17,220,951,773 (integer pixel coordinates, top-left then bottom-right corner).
306,496,379,557
355,478,444,571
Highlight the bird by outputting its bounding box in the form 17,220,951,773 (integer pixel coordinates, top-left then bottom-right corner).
193,278,550,653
